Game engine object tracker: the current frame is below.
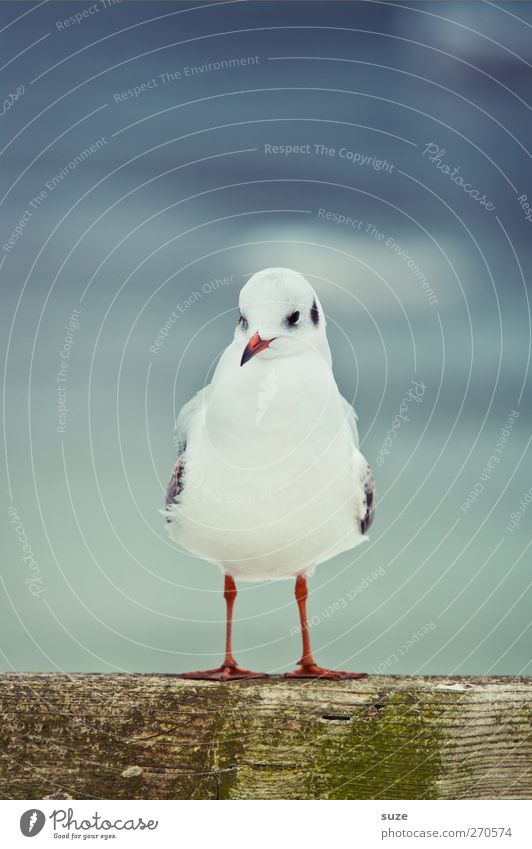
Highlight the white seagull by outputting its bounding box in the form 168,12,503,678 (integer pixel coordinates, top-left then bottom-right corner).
165,268,375,680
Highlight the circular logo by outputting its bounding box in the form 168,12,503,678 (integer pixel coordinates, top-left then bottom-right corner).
20,810,46,837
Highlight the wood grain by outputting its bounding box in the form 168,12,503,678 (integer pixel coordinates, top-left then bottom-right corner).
0,674,530,800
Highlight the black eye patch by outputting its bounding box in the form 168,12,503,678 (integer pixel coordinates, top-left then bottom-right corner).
287,310,300,326
310,299,319,325
238,314,248,331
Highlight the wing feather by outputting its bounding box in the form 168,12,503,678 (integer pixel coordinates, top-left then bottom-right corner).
360,463,376,535
166,457,185,507
165,386,209,508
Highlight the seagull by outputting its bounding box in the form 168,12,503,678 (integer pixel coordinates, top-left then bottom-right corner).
164,268,375,680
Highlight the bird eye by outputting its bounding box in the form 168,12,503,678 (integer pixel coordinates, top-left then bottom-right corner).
238,313,248,331
287,311,300,326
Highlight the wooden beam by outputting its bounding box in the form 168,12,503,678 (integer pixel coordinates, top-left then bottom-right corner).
1,674,530,799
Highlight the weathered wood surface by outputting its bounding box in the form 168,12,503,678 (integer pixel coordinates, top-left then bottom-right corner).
0,674,530,800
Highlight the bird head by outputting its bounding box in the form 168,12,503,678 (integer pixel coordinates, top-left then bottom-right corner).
235,268,328,366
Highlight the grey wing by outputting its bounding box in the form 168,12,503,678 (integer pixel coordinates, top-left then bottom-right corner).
360,462,376,535
173,385,209,456
165,386,209,507
341,396,360,449
341,398,374,533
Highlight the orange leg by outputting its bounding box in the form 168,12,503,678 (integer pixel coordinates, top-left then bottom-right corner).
285,575,367,680
180,575,268,681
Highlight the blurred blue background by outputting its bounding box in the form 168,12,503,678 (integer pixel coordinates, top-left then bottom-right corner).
1,1,530,676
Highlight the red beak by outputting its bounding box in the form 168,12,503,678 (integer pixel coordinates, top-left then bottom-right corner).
240,331,276,366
